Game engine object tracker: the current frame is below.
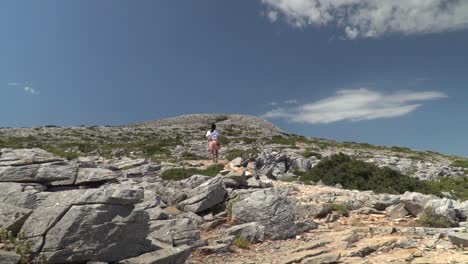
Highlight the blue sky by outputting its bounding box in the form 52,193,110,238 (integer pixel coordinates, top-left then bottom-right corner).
1,0,467,156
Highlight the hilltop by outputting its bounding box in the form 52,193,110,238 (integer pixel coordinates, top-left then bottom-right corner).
1,114,468,263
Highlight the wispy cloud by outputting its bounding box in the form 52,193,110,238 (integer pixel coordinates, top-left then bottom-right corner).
284,99,298,104
8,81,39,95
261,0,468,39
263,88,447,124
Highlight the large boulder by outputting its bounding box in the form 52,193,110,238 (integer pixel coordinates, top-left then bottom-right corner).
20,187,151,263
36,161,77,185
423,198,458,224
178,177,226,213
41,204,151,263
386,203,408,219
455,201,468,221
400,192,435,216
230,188,313,240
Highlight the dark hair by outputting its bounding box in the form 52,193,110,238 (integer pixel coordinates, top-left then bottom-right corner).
210,123,216,132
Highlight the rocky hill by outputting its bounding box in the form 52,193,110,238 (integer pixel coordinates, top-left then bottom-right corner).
0,114,468,263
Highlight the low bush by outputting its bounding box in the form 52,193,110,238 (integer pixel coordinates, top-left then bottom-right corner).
451,159,468,169
160,164,224,181
267,135,307,146
225,148,259,161
296,153,468,201
0,229,32,264
331,203,349,217
417,208,452,228
233,236,250,249
302,149,322,159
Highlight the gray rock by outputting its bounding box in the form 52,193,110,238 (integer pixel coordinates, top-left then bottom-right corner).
118,246,191,264
0,250,21,264
0,182,46,209
180,175,211,189
222,222,265,243
125,164,161,178
386,203,408,219
37,161,77,185
146,207,170,221
302,253,341,264
245,177,273,188
148,218,200,247
179,177,226,213
0,164,40,182
400,192,434,216
230,157,242,167
176,212,204,226
41,204,151,263
296,203,332,219
0,203,32,235
455,201,468,221
197,244,230,254
107,158,147,170
0,148,61,166
424,198,458,224
75,168,118,185
448,232,468,247
231,188,306,240
365,195,400,211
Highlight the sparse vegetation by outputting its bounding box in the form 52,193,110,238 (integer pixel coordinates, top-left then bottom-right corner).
0,229,32,264
160,164,224,181
267,135,307,146
296,153,468,200
417,208,452,228
451,159,468,169
225,148,259,161
302,148,322,159
233,236,250,248
331,203,349,217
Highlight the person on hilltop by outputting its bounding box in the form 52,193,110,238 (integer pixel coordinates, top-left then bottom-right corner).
206,123,221,163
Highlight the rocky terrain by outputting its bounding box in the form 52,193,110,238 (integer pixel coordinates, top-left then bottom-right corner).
0,114,467,263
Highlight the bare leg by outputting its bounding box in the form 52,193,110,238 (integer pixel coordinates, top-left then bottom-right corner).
214,149,218,163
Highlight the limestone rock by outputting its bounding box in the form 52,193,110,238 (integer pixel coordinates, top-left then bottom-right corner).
222,222,265,243
400,192,435,216
0,250,21,264
75,168,118,185
386,203,409,219
179,177,226,213
448,232,468,247
231,188,310,240
148,218,200,247
0,182,45,209
41,204,151,263
118,246,191,264
0,203,32,235
0,148,61,166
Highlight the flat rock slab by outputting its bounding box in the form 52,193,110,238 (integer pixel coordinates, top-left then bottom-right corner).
119,246,191,264
0,148,61,166
448,232,468,247
0,203,32,234
280,248,330,264
75,168,118,184
0,250,21,264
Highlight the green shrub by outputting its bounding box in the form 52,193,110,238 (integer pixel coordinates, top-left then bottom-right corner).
0,229,32,264
302,149,322,159
417,208,452,228
451,159,468,169
160,164,224,181
331,203,349,217
233,236,250,249
267,135,307,146
298,153,442,196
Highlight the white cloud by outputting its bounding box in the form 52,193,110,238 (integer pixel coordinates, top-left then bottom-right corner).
23,86,38,95
269,101,278,106
261,0,468,38
267,10,279,22
8,81,39,95
263,88,447,124
284,99,298,104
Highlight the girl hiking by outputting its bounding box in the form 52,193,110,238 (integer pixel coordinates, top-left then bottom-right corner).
206,123,221,163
